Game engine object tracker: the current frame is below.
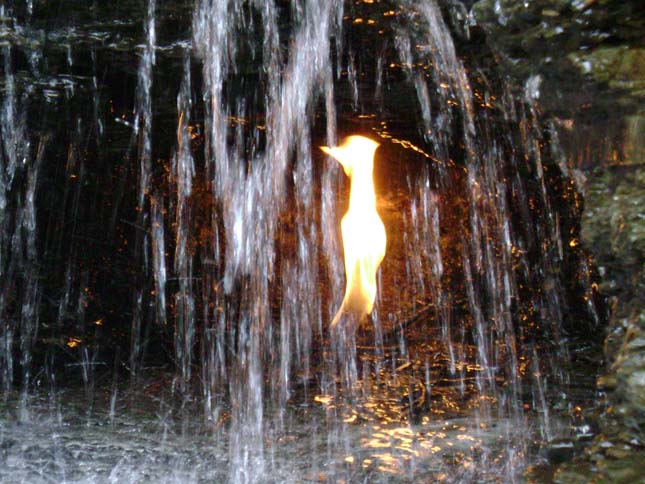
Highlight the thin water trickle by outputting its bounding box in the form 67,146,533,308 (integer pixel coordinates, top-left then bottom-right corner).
1,32,43,395
0,0,605,482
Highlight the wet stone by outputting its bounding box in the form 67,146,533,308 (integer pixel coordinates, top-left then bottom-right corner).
545,439,576,465
551,460,596,484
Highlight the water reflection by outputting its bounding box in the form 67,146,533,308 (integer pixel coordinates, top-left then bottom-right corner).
0,384,547,483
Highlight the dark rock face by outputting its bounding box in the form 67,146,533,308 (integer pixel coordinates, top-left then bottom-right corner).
577,162,645,484
472,0,645,481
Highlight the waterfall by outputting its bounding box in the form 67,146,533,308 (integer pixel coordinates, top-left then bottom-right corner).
0,0,605,482
0,27,42,394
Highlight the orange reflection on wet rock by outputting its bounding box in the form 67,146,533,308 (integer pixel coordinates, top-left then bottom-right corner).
66,337,82,348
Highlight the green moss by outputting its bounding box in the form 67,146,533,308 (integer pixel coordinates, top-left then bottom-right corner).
568,47,645,97
596,451,645,484
552,460,596,484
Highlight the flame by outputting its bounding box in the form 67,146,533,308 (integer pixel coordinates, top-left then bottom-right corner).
321,135,386,329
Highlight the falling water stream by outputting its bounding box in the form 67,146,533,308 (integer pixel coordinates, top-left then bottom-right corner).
0,1,604,482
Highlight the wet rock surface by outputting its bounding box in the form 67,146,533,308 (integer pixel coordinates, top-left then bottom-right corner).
577,162,645,484
471,0,644,101
472,0,644,168
471,0,645,481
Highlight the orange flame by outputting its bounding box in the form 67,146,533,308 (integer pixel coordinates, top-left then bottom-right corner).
321,135,386,329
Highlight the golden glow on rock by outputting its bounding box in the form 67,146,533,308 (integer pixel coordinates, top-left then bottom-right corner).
321,135,386,329
66,337,82,348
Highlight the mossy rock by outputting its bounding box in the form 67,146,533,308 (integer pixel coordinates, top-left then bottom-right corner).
624,115,645,165
551,460,596,484
472,0,645,116
568,47,645,99
581,165,645,301
595,450,645,484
